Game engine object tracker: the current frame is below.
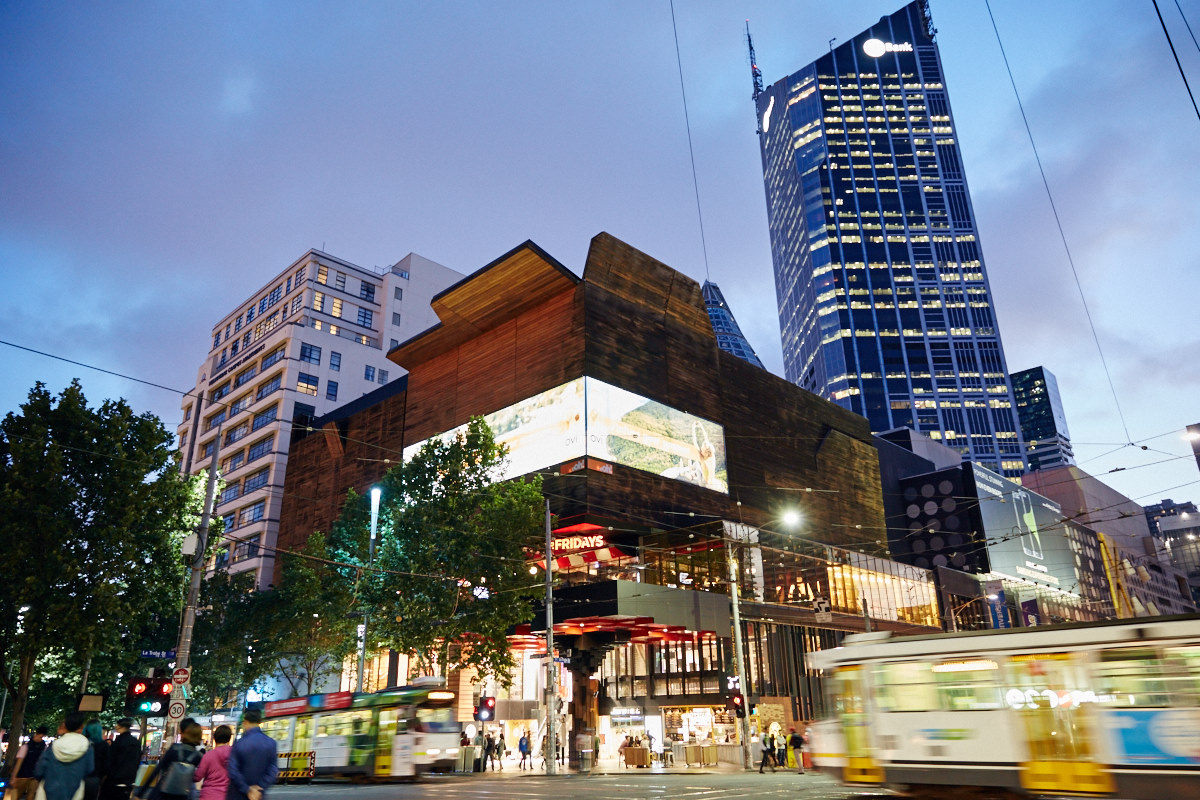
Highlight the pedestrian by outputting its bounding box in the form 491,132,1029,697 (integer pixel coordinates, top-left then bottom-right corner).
35,712,94,800
757,731,775,774
135,722,202,800
471,730,484,773
787,727,805,775
101,719,140,800
82,720,109,800
194,725,232,800
10,726,49,800
775,729,787,772
226,710,277,800
494,731,505,771
517,731,529,770
617,735,628,768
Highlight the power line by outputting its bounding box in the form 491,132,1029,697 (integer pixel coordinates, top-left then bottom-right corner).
1175,0,1200,54
669,0,711,282
1154,0,1200,122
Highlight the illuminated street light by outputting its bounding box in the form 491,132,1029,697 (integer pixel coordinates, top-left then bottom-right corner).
781,510,801,528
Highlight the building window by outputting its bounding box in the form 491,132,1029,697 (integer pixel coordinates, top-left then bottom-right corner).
268,285,283,306
331,297,343,318
296,265,306,284
218,349,227,366
221,513,236,533
391,312,402,326
235,366,257,388
378,369,388,385
299,343,321,364
393,287,403,301
219,482,241,505
222,450,244,473
224,423,249,446
184,405,192,422
235,534,261,562
313,291,326,313
238,500,266,526
205,410,226,432
390,339,399,349
291,296,302,314
357,308,373,328
230,340,240,356
396,269,409,279
335,272,346,291
297,372,319,396
364,365,376,382
360,282,375,302
178,432,188,451
246,306,255,324
251,405,278,430
317,265,328,285
210,382,231,403
214,546,230,570
243,468,269,493
255,375,282,401
246,436,273,463
286,277,292,294
213,332,222,350
262,347,286,370
329,351,341,371
201,440,216,459
234,317,243,333
326,381,338,401
293,402,317,429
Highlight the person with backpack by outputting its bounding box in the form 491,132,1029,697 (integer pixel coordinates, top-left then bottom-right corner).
787,727,806,774
10,726,49,800
36,712,95,800
135,723,202,800
193,725,232,800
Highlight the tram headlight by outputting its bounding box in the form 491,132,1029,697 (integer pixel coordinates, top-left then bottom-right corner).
446,748,459,755
427,748,441,755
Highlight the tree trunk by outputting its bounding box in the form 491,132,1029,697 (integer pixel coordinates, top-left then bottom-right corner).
3,650,39,772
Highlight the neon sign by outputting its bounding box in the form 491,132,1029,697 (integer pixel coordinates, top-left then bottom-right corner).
862,38,913,58
552,534,605,554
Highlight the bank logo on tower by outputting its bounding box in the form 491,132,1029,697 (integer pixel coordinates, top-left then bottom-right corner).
862,38,913,58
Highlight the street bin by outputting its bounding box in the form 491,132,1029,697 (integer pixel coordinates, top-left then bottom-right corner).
580,749,593,771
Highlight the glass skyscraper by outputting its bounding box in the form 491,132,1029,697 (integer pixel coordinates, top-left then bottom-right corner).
1011,365,1075,471
755,0,1026,475
702,280,766,369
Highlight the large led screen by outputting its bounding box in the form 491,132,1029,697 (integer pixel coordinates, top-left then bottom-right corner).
971,464,1077,591
585,378,727,493
402,377,728,493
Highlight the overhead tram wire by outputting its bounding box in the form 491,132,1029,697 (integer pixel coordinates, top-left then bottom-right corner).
669,0,711,282
982,2,1134,445
1154,0,1200,122
1175,0,1200,54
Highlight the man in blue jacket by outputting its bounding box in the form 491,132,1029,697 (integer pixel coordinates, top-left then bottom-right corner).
226,710,277,800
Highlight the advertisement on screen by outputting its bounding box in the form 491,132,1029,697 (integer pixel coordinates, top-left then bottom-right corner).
970,464,1075,591
403,377,727,493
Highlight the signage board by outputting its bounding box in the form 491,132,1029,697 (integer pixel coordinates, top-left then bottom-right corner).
172,667,191,686
265,697,310,718
141,650,175,659
814,597,833,624
168,701,186,720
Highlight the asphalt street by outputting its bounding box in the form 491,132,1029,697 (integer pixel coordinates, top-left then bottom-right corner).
269,771,888,800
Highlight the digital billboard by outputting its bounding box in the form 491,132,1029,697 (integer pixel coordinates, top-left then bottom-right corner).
403,377,728,493
970,464,1077,592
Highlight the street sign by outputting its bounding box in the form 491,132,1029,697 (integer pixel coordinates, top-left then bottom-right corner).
167,701,186,720
140,650,176,659
553,657,569,664
171,667,191,686
814,597,833,623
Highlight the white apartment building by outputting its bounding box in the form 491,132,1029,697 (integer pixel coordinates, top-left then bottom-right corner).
178,249,463,587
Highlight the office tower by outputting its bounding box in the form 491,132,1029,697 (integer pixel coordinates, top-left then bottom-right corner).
177,250,461,587
754,0,1026,475
702,280,765,368
1011,366,1075,470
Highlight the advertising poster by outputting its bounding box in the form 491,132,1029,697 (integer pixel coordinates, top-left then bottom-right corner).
1102,708,1200,765
969,464,1076,591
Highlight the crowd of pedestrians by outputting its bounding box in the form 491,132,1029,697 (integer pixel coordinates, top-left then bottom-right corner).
4,709,277,800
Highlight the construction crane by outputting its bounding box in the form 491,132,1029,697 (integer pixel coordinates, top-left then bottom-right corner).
746,20,764,105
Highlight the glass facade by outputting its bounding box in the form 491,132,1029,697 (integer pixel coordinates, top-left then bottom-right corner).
701,281,766,368
1011,365,1075,470
755,0,1027,476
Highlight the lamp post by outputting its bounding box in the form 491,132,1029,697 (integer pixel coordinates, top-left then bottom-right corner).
356,487,382,693
544,498,558,776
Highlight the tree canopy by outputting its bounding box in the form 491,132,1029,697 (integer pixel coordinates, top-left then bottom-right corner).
328,417,544,682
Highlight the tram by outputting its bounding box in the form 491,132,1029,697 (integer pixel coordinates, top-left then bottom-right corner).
808,614,1200,798
260,680,461,779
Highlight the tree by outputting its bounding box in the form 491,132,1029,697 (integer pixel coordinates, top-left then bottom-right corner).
0,381,198,765
265,533,358,698
328,417,544,683
187,571,274,712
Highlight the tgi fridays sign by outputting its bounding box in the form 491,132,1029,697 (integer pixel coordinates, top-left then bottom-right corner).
552,534,606,555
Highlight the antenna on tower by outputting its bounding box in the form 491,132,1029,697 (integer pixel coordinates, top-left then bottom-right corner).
746,21,764,103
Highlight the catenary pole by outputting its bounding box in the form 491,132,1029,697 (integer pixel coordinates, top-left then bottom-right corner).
163,425,220,750
726,541,752,770
544,498,558,775
357,488,381,692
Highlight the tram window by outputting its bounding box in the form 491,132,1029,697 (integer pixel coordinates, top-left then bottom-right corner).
415,706,458,732
294,717,314,752
1164,647,1200,707
932,659,1002,710
1095,649,1170,707
873,662,938,711
316,710,373,737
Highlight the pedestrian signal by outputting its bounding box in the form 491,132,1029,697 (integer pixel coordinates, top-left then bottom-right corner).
474,695,496,721
125,677,172,716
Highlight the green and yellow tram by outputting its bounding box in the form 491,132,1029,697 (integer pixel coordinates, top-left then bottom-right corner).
261,681,461,779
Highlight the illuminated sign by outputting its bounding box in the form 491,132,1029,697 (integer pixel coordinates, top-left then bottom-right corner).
404,377,727,493
862,38,913,58
552,534,606,554
970,464,1074,591
761,95,774,134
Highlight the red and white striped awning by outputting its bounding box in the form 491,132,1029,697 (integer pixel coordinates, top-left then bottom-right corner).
536,546,627,571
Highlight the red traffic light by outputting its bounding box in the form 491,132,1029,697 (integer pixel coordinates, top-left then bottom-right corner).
132,682,148,695
484,697,496,709
158,681,173,695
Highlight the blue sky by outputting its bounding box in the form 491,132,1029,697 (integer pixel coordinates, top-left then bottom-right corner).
2,0,1198,509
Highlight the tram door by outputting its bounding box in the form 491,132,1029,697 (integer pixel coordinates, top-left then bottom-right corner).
374,710,398,777
1007,654,1113,795
833,666,885,784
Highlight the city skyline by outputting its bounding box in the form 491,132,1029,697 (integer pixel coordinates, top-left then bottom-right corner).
2,1,1198,507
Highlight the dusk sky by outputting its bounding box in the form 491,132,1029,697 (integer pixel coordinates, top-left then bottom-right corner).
3,1,1198,511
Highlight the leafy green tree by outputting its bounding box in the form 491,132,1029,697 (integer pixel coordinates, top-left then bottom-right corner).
0,381,198,764
328,417,543,683
264,533,358,698
188,571,274,712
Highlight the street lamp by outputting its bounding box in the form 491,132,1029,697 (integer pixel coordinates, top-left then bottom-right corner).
356,487,382,693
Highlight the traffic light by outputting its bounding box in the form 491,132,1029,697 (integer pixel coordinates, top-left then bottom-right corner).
125,677,172,716
727,692,746,719
473,695,496,722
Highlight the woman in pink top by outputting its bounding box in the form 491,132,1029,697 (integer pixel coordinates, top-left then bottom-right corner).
195,725,233,800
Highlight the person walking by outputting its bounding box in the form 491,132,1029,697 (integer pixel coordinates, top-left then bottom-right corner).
471,730,484,773
35,712,95,800
101,720,140,800
136,722,202,800
10,726,49,800
82,720,109,800
775,729,788,773
226,710,277,800
194,726,233,800
517,731,529,770
757,731,775,774
494,731,505,771
787,727,806,775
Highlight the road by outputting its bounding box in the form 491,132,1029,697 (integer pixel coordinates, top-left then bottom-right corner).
270,772,887,800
